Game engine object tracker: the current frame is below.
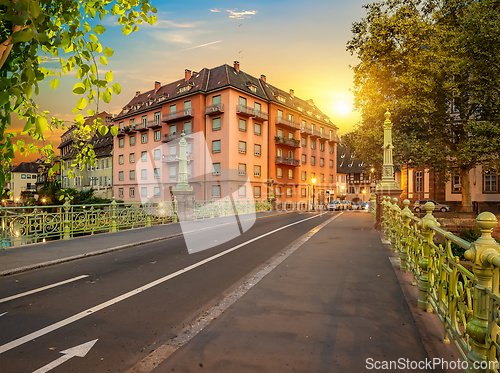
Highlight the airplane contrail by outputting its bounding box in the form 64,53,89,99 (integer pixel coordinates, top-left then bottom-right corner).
180,40,223,52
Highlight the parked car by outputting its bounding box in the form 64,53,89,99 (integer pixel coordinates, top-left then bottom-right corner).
413,199,451,213
351,202,360,210
327,200,343,211
342,201,352,210
361,202,370,211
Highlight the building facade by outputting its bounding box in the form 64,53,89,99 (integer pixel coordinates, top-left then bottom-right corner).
112,62,339,206
336,146,376,203
5,162,40,202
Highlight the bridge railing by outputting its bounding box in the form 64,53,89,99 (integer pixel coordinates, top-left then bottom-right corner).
1,197,272,248
381,196,500,370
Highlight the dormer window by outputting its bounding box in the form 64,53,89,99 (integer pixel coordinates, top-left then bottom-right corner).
277,95,286,103
179,86,191,93
246,81,257,93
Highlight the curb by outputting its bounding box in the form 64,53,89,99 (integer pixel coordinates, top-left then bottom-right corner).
0,210,300,277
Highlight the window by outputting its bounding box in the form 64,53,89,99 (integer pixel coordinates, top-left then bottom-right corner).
213,163,221,175
329,159,334,168
276,186,282,197
311,156,316,166
320,158,325,167
320,142,325,152
311,140,316,149
141,187,147,198
154,130,161,141
311,124,315,132
239,97,247,106
254,186,261,197
154,187,160,197
238,185,246,197
255,102,261,112
254,165,261,177
301,120,306,131
320,174,324,183
484,172,498,192
130,118,135,128
415,171,423,192
288,169,294,179
452,172,461,193
212,95,221,105
130,136,135,146
288,132,294,139
129,153,135,163
238,163,246,176
287,187,293,197
119,171,124,181
239,118,246,132
302,137,306,147
154,149,161,160
329,174,334,183
119,188,124,197
119,155,124,164
277,148,283,157
155,112,161,125
302,154,306,164
254,123,261,135
329,145,334,154
239,141,246,154
254,144,261,156
130,187,135,197
141,133,147,144
141,151,147,162
170,104,176,113
288,114,293,122
169,166,176,182
301,188,306,197
141,169,147,180
212,185,221,197
288,150,293,158
119,138,124,148
212,140,221,153
184,121,191,133
302,171,306,181
184,100,191,109
169,125,176,134
277,167,283,178
119,121,124,129
130,170,135,180
277,129,283,137
212,117,221,131
154,168,160,179
169,145,176,155
277,109,283,118
142,115,147,126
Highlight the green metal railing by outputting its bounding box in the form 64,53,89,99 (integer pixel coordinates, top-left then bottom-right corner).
381,196,500,371
1,197,271,248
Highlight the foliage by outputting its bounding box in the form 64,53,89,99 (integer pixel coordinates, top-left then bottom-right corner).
345,0,500,211
0,0,157,197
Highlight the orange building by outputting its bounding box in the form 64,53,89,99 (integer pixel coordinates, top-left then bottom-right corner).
112,62,338,207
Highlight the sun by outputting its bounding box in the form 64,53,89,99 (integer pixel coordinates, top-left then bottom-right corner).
335,101,352,115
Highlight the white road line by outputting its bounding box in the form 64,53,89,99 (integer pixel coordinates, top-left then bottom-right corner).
0,214,322,354
0,312,7,317
0,275,89,304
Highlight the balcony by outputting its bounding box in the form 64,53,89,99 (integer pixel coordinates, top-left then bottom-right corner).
136,122,149,131
126,125,138,133
236,104,255,117
147,119,162,129
117,128,126,136
253,109,269,122
162,153,194,162
162,108,194,123
161,130,193,143
275,156,300,166
310,130,323,138
276,116,300,130
205,103,224,116
274,136,300,148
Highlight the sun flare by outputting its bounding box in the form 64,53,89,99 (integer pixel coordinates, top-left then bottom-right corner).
335,101,352,115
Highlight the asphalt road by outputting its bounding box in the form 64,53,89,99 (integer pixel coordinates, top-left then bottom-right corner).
0,212,335,373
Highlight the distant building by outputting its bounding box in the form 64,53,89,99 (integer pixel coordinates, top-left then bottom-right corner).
35,156,61,192
58,112,114,199
5,162,40,202
112,62,339,207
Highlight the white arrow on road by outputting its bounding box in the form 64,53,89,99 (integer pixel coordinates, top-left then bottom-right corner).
32,339,98,373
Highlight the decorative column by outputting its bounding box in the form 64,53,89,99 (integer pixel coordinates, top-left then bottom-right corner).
172,132,195,221
375,110,402,230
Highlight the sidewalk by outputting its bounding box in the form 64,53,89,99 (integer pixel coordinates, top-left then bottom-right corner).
0,210,296,276
151,212,432,372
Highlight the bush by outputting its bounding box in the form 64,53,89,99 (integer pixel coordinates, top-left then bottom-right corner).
452,226,499,260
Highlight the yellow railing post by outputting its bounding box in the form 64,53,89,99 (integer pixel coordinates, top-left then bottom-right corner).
110,197,117,232
63,197,71,240
390,197,400,253
464,212,500,373
399,199,412,273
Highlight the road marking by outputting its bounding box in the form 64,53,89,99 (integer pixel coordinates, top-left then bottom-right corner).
0,275,89,304
32,339,98,373
0,312,7,317
0,214,323,354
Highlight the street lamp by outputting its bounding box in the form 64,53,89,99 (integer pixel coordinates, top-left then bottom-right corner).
341,185,345,199
311,178,317,211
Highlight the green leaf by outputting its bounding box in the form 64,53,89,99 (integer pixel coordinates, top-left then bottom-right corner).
103,89,112,103
122,24,132,35
0,92,9,107
35,116,48,135
112,82,121,95
83,21,91,33
93,25,106,35
110,126,118,136
148,16,157,25
89,33,98,43
72,83,86,95
50,79,59,90
100,56,107,65
75,114,85,124
151,6,158,13
87,109,95,116
59,195,65,201
105,71,113,82
103,47,114,57
98,125,109,135
76,97,87,110
11,28,35,43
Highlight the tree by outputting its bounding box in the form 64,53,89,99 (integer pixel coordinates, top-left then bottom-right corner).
346,0,500,212
0,0,157,197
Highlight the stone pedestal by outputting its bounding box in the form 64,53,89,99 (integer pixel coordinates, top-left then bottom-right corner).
173,191,196,222
374,188,402,231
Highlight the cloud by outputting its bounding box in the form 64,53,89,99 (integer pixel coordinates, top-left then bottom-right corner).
154,20,199,28
150,31,192,44
226,9,257,19
179,40,223,52
210,9,220,13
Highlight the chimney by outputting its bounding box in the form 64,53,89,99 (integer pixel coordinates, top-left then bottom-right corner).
185,69,192,82
290,89,294,98
234,61,240,72
154,81,161,93
260,74,266,82
307,99,315,106
135,91,140,97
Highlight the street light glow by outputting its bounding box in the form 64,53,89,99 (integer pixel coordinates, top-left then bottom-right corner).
312,178,317,184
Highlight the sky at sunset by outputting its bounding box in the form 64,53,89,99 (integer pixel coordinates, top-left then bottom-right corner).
13,0,370,163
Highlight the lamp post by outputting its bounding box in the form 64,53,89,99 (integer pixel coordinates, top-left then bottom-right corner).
311,178,317,211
